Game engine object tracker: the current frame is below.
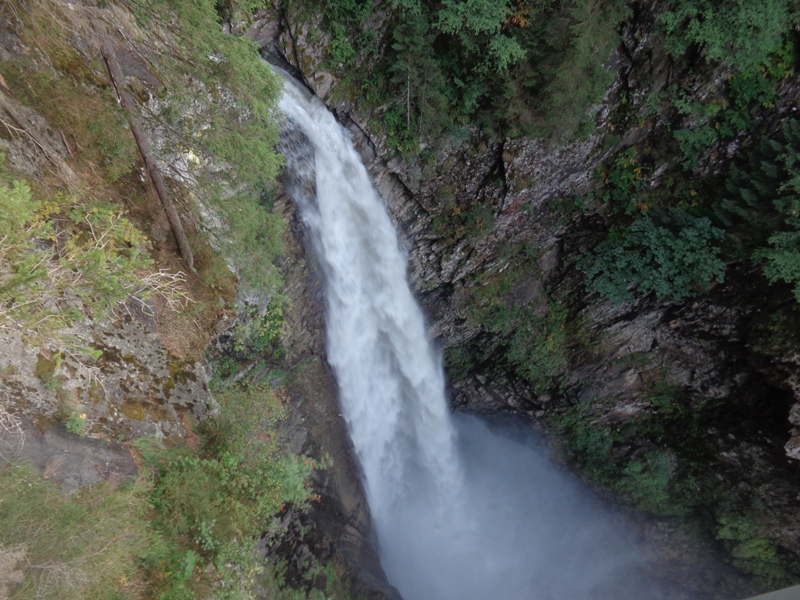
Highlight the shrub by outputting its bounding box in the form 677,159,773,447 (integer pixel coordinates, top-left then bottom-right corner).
754,231,800,301
231,299,287,359
0,164,184,348
582,209,726,303
144,378,322,597
615,451,689,517
466,246,569,393
586,148,650,215
716,512,791,588
553,406,621,484
673,124,718,170
505,303,568,394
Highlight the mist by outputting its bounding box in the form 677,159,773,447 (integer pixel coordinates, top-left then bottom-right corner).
379,413,666,600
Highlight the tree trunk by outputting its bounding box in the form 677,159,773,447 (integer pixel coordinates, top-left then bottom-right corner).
92,19,195,272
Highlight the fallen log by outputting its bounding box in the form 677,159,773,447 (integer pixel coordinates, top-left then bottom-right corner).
92,19,195,272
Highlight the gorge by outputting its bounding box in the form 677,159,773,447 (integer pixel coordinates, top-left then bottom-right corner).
2,0,800,598
278,72,670,599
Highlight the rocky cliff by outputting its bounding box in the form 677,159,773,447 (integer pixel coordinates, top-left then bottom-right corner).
249,0,800,593
2,0,800,597
0,2,392,597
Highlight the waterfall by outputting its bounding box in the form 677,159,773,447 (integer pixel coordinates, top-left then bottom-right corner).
277,77,665,600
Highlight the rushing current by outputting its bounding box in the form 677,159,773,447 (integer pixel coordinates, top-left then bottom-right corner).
277,76,665,600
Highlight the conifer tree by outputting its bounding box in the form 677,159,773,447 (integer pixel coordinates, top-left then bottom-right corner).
389,13,451,141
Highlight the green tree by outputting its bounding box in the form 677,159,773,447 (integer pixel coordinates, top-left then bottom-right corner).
436,0,525,73
583,209,726,303
715,120,800,301
658,0,797,71
535,0,630,136
389,12,452,143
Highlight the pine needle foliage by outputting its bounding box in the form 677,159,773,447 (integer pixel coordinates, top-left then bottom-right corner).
125,0,286,296
717,120,800,301
306,0,630,148
657,0,798,71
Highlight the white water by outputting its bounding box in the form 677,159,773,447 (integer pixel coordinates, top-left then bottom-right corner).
277,78,665,600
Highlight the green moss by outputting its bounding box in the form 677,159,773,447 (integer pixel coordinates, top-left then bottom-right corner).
118,401,147,422
34,353,59,383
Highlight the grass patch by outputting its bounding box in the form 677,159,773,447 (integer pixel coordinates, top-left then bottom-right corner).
0,464,155,600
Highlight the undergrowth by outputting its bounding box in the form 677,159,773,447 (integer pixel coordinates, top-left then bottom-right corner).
0,157,186,350
0,1,321,598
1,369,324,600
550,384,798,588
0,465,155,600
465,244,570,393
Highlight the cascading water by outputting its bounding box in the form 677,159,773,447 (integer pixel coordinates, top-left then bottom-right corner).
277,77,667,600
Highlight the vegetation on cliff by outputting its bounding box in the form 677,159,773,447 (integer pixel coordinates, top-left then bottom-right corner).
0,375,321,600
0,0,343,598
299,0,631,147
272,0,800,590
3,0,800,596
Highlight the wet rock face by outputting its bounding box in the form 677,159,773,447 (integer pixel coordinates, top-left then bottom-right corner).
269,175,399,599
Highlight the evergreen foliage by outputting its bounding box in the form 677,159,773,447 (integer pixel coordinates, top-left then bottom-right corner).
582,209,726,303
657,0,797,71
307,0,630,147
388,11,451,148
128,0,286,295
715,120,800,300
0,160,184,349
535,0,631,137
